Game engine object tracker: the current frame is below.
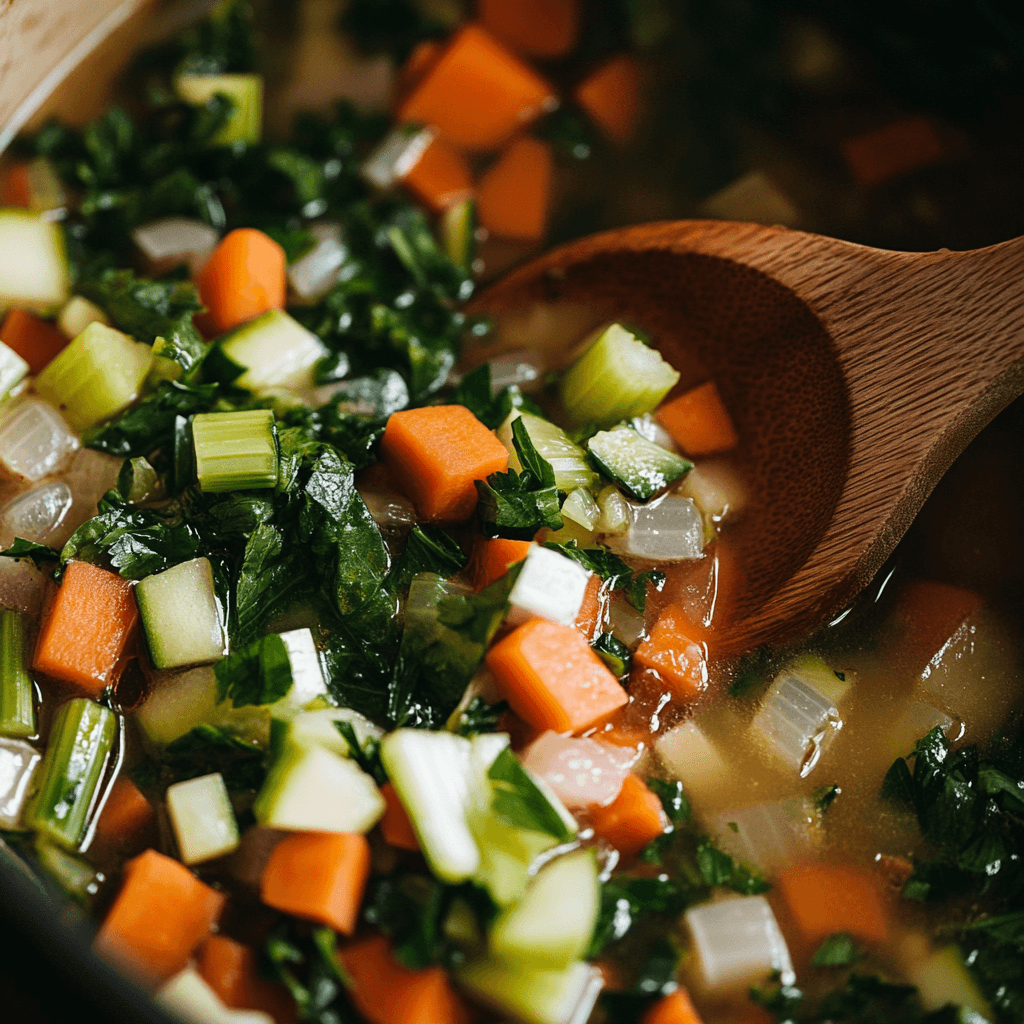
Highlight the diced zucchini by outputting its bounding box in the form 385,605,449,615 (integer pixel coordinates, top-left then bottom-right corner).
458,959,602,1024
497,411,598,492
214,308,328,395
587,424,693,501
253,742,384,833
28,698,116,849
192,409,278,492
136,557,227,670
441,197,477,270
34,322,152,430
560,487,601,531
560,323,679,427
0,610,35,737
0,211,69,312
58,295,108,339
135,666,220,747
166,772,239,865
176,73,263,146
490,849,599,967
279,706,383,756
0,341,28,399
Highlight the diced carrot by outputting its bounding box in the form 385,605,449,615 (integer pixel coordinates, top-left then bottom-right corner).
588,707,649,749
656,381,738,456
395,39,444,103
574,55,641,145
469,536,532,590
260,831,370,935
380,405,509,522
96,848,225,984
338,934,471,1024
197,935,297,1024
643,989,705,1024
1,164,32,208
399,133,474,214
892,580,983,675
95,777,155,846
574,572,606,641
588,773,666,860
397,25,557,152
194,227,286,336
841,117,946,187
379,782,419,852
486,617,628,732
33,561,139,696
0,308,68,373
776,861,890,946
477,137,553,242
633,604,708,702
478,0,580,59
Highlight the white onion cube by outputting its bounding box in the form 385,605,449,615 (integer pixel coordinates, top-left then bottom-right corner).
0,738,42,828
709,798,817,873
0,399,79,481
0,555,50,618
158,965,275,1024
361,125,433,189
614,495,704,561
655,721,731,805
288,222,347,300
0,482,72,544
679,460,749,522
278,628,327,708
507,544,591,627
131,217,219,276
166,771,239,865
685,896,794,993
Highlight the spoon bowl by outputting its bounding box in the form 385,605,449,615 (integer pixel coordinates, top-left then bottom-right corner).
471,221,1024,650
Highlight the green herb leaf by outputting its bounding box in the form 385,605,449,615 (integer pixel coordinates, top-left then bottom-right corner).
487,748,575,842
0,538,60,563
544,541,665,611
215,633,293,707
811,932,861,967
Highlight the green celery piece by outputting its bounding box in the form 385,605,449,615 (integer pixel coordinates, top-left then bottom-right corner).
441,198,477,270
35,839,98,904
560,487,600,530
0,610,35,737
0,211,69,311
34,321,152,430
559,323,680,427
176,73,264,146
192,408,278,492
29,698,116,850
496,411,598,493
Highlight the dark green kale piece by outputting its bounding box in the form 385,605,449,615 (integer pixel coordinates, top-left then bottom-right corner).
215,633,293,707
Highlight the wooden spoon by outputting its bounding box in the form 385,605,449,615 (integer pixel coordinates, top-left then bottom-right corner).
470,221,1024,651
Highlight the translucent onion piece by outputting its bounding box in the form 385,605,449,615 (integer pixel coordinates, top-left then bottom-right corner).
358,485,417,531
708,797,817,873
58,447,123,544
131,217,219,276
489,350,543,393
0,737,41,829
522,731,638,809
0,399,79,481
654,721,731,805
0,481,72,544
597,485,629,535
630,413,679,451
561,487,601,531
685,896,794,993
752,660,850,775
611,494,704,560
679,459,749,522
58,295,108,340
361,125,433,189
288,222,347,300
0,556,50,618
609,593,646,646
158,965,275,1024
276,628,327,709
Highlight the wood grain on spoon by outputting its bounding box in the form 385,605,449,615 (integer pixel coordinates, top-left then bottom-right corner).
471,221,1024,650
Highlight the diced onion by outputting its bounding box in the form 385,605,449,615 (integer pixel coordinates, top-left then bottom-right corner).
655,721,731,805
0,738,41,829
0,399,79,481
131,217,219,276
288,221,347,300
596,486,629,535
561,487,601,531
488,350,543,393
0,481,72,545
522,731,638,809
609,593,646,646
610,494,704,560
630,413,679,451
361,125,433,190
358,485,417,532
679,459,749,522
158,966,274,1024
507,544,591,627
707,797,817,872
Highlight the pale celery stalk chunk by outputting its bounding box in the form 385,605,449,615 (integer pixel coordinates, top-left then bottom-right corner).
34,322,152,429
0,211,69,311
496,410,598,492
560,322,680,427
176,73,264,146
136,556,227,670
192,409,278,492
0,609,36,737
166,772,239,865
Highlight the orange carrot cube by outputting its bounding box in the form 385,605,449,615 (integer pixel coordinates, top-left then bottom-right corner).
486,617,628,732
469,536,532,590
842,117,946,187
33,561,139,696
380,405,509,521
776,861,890,946
379,782,419,852
643,989,705,1024
397,25,556,152
634,604,708,702
588,774,666,860
0,308,68,374
96,777,155,846
890,580,983,675
656,381,739,455
478,0,580,59
573,572,606,641
396,39,444,103
260,831,370,935
477,137,553,242
96,848,225,984
575,55,641,145
1,164,32,208
399,133,474,213
197,935,297,1023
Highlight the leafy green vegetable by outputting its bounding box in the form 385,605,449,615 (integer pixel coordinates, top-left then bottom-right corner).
592,631,632,677
544,541,665,611
811,932,861,968
453,697,509,737
388,524,467,593
450,363,541,430
334,720,386,785
487,747,575,842
132,724,266,793
0,539,60,564
215,633,292,707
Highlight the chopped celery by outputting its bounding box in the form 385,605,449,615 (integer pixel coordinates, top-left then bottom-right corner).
0,341,28,399
458,959,603,1024
192,409,278,492
29,698,116,850
58,295,107,339
0,609,35,737
560,323,680,427
34,322,152,429
176,73,264,146
496,411,598,493
441,198,477,270
0,211,69,312
596,485,629,534
35,839,100,904
166,771,239,865
587,424,692,501
560,487,600,530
